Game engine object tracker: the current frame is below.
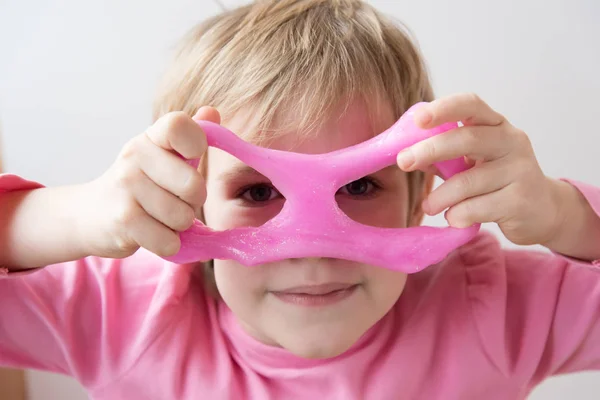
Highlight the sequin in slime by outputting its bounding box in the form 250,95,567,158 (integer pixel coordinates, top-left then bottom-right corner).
163,102,480,273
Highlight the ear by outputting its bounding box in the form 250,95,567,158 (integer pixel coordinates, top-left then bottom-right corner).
408,172,435,227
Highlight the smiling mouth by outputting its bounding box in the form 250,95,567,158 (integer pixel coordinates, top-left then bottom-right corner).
271,283,359,306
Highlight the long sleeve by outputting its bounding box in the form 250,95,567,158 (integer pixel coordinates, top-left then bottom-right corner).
0,174,189,391
462,180,600,389
0,253,184,390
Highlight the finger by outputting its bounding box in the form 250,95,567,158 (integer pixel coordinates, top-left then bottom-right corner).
415,93,505,129
128,212,181,257
129,171,197,230
193,106,221,124
187,106,221,170
397,125,512,171
423,165,443,178
146,111,208,160
423,159,513,215
444,188,507,228
136,136,207,211
464,156,476,168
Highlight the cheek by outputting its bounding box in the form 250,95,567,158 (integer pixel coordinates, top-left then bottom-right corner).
338,193,409,228
212,260,273,328
365,269,407,308
213,260,264,299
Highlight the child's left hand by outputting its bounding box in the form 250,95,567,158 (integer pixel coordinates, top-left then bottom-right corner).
396,93,564,247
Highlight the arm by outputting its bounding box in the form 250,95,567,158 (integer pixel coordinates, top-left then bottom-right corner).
0,178,91,270
462,182,600,384
0,109,216,272
0,110,218,391
542,178,600,262
503,251,600,379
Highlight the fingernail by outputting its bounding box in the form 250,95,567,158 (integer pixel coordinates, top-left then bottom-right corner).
397,149,415,170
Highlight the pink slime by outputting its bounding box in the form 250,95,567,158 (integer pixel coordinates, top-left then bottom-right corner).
163,102,480,273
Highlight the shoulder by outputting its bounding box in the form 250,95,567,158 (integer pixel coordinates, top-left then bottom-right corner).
401,230,571,373
4,249,201,326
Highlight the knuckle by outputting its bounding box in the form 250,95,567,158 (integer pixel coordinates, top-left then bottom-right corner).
162,111,190,139
458,203,476,226
114,198,142,229
495,112,507,124
119,136,143,161
180,171,205,201
452,198,481,227
463,127,480,148
159,235,181,257
466,92,483,104
456,171,476,193
171,204,195,231
417,140,438,163
179,207,196,230
114,165,141,191
146,192,194,232
113,235,138,256
512,128,531,148
445,207,464,227
462,199,478,216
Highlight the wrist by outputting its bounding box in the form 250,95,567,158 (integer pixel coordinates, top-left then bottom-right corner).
35,184,95,261
65,182,97,258
542,178,600,261
0,185,93,270
542,178,572,246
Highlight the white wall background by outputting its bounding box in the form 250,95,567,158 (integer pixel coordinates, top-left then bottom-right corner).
0,0,599,398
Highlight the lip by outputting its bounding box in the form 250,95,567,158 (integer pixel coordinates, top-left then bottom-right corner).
271,283,359,306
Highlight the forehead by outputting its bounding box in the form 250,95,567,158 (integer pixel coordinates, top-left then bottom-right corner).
207,99,395,175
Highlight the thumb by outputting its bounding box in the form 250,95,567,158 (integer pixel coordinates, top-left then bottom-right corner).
182,106,221,170
193,106,221,125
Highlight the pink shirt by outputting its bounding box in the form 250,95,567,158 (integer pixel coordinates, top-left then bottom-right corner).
1,174,600,400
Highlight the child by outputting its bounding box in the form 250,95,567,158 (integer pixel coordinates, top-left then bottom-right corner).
1,0,600,399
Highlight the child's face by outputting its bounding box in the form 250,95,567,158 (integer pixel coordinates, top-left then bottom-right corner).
203,100,417,359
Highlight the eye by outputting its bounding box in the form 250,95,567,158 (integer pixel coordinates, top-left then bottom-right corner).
240,184,281,202
338,177,380,197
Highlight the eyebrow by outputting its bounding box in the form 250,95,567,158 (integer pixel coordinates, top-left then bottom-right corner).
218,164,267,182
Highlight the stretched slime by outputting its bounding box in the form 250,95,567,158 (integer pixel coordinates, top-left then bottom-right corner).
163,102,480,273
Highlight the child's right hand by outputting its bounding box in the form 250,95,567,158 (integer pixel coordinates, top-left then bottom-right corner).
82,106,220,259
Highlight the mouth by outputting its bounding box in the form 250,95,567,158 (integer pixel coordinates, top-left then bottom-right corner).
271,283,359,307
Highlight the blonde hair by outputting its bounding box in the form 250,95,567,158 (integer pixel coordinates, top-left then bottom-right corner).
154,0,433,132
153,0,433,286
